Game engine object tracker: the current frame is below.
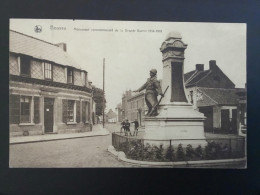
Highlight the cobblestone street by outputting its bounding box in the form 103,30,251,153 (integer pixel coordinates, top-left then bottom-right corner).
9,123,137,168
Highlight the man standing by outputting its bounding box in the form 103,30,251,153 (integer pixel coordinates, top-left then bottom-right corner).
132,119,139,136
120,119,125,134
124,119,131,136
134,69,164,116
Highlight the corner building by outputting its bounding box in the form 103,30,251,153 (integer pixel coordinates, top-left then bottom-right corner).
9,30,93,137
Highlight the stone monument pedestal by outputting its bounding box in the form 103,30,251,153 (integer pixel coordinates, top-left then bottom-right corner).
144,104,207,148
143,31,207,148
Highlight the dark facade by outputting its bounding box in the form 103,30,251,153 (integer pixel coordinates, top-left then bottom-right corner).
184,60,246,135
9,30,94,137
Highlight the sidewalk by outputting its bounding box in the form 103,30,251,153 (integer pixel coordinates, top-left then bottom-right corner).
10,124,110,144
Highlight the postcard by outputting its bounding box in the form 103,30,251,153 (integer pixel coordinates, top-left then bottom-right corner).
9,19,246,168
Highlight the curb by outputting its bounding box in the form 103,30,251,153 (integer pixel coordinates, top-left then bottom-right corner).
10,131,110,145
107,145,246,168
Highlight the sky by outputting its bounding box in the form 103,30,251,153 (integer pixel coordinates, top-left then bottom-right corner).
10,19,246,112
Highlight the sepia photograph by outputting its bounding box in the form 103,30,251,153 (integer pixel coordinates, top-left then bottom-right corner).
9,19,247,168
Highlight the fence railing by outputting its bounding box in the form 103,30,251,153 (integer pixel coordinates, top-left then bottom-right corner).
112,132,246,162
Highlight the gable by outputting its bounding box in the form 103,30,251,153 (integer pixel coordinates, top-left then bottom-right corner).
197,68,235,88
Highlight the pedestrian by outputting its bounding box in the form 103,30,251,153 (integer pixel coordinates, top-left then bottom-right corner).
120,119,125,135
124,119,132,136
132,119,139,136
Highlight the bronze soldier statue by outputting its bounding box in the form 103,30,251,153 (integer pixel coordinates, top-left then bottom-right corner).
133,69,164,116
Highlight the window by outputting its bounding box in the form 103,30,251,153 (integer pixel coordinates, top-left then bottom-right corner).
82,72,86,86
20,56,31,76
67,100,75,122
62,100,81,123
20,96,31,123
44,62,52,80
9,95,40,124
9,95,20,124
67,68,73,84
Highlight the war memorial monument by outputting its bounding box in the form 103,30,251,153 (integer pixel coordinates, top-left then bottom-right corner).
139,32,206,146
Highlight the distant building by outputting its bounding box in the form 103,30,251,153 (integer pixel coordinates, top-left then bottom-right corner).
106,109,117,123
126,91,147,126
121,90,132,120
9,30,94,137
184,60,246,135
115,103,123,122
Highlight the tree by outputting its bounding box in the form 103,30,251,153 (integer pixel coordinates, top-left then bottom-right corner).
92,86,106,116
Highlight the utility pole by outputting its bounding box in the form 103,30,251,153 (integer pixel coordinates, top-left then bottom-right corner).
103,58,105,128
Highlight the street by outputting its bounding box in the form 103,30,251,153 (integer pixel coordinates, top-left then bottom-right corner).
9,123,136,168
9,123,245,168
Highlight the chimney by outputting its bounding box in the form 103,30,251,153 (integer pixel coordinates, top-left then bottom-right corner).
56,43,67,52
209,60,217,70
196,64,204,71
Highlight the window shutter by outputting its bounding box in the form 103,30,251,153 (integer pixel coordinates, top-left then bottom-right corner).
82,101,86,122
87,102,91,122
34,97,40,123
76,101,80,123
62,99,68,123
9,95,20,124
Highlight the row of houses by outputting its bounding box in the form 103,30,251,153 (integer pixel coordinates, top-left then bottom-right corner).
9,30,97,137
118,60,246,136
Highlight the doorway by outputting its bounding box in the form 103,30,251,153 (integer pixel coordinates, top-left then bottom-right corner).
221,109,230,132
44,98,54,133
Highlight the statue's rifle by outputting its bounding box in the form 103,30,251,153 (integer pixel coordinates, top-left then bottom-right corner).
148,85,169,116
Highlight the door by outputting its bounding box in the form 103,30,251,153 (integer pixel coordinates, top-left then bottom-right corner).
44,98,54,133
221,109,230,132
199,107,213,132
231,109,237,133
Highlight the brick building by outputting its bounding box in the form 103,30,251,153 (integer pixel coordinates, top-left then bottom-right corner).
9,30,94,137
184,60,246,135
126,92,146,126
121,90,132,121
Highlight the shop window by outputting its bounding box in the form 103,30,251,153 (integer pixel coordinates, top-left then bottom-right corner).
20,56,31,77
20,96,31,123
62,99,81,123
44,62,52,80
67,100,75,122
67,68,74,84
10,95,40,124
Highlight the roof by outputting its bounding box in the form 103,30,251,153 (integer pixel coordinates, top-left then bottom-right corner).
106,109,117,119
184,70,196,82
185,70,211,87
9,30,83,70
197,88,240,107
